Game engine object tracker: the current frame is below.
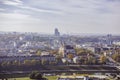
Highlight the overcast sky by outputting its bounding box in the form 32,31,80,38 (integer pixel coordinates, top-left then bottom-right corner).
0,0,120,34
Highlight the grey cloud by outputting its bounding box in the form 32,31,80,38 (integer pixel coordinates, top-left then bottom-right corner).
0,0,23,6
0,0,120,34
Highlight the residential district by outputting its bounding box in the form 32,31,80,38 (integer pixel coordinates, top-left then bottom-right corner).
0,29,120,80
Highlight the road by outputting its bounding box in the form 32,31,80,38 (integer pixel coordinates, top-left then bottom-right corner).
0,65,120,78
1,65,119,74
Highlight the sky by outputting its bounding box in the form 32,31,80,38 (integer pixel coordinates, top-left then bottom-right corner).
0,0,120,34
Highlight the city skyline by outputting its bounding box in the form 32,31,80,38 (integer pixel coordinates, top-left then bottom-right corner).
0,0,120,34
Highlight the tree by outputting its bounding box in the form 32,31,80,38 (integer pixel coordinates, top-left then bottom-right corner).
36,50,41,56
64,60,69,65
23,60,31,65
78,56,85,64
6,61,11,66
112,53,120,62
87,56,96,64
41,59,48,65
29,71,47,80
75,48,92,56
87,56,93,64
1,61,12,67
67,54,74,60
31,59,39,66
56,55,63,65
35,73,43,79
13,60,20,66
29,71,37,79
100,55,107,64
1,61,7,67
50,50,58,55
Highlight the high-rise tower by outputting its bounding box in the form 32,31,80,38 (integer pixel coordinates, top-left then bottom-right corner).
106,34,112,45
54,28,60,36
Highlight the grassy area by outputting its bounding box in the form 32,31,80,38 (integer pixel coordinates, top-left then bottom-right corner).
45,76,57,80
10,77,30,80
9,76,58,80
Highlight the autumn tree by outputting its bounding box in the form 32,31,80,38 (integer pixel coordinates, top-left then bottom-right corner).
75,48,92,56
41,59,48,65
36,50,41,56
23,60,31,65
1,61,7,67
12,60,20,66
50,50,58,55
31,59,39,66
55,55,63,65
100,55,107,64
87,56,93,64
67,54,74,60
112,53,120,62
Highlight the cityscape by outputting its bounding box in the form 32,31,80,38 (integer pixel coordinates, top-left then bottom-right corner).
0,28,120,80
0,0,120,80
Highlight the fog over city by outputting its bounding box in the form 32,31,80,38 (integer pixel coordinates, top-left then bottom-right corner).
0,0,120,34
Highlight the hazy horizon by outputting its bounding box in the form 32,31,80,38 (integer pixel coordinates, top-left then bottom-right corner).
0,0,120,34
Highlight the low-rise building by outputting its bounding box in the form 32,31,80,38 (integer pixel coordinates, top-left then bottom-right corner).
59,45,76,57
